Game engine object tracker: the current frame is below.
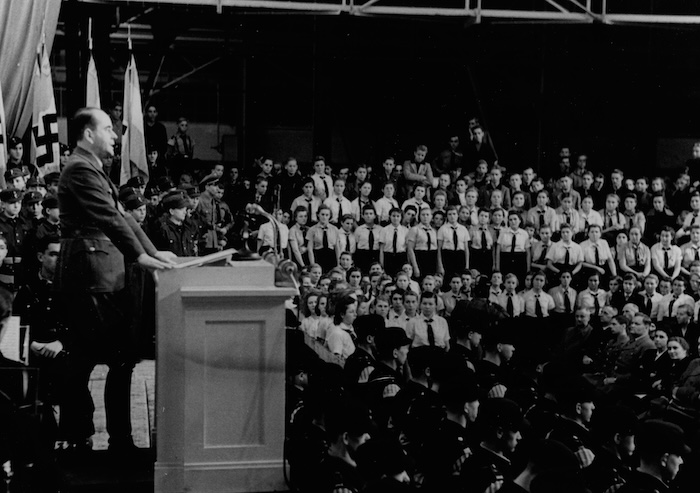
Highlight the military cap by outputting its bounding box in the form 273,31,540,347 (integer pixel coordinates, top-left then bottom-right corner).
59,143,70,154
178,183,200,198
354,314,384,341
22,191,43,205
478,398,524,431
636,419,690,456
26,176,46,188
124,192,147,211
42,196,58,210
118,186,137,202
162,192,189,211
6,168,24,180
0,188,23,203
144,186,159,199
375,327,411,354
8,137,21,149
156,176,175,192
199,173,219,189
44,172,61,184
126,176,146,188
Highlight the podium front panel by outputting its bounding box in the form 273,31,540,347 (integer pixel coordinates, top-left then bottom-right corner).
154,261,295,493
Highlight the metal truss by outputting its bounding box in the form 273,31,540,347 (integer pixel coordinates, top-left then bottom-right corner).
80,0,700,25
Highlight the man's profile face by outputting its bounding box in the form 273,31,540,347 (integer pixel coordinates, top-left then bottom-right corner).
89,111,117,158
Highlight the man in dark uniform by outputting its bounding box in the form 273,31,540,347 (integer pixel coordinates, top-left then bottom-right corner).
344,314,381,397
460,398,524,493
12,235,67,413
367,327,411,429
613,420,690,493
0,188,31,292
585,405,638,493
55,107,175,454
315,400,373,493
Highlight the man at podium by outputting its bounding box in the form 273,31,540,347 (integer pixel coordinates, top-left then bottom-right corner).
55,108,176,456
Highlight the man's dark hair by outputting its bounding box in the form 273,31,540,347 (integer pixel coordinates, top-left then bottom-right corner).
37,234,60,254
69,107,99,145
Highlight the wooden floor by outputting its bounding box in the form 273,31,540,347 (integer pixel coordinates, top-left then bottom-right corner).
89,359,156,450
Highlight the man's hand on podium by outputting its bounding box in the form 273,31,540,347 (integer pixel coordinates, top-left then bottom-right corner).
138,252,177,271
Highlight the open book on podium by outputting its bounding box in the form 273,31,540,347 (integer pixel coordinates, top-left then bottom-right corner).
154,248,295,493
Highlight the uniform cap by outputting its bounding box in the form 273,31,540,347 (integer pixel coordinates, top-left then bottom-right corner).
0,188,23,203
6,168,24,180
42,196,58,210
8,137,21,149
178,183,200,198
124,192,147,211
478,398,524,431
162,192,189,210
22,191,43,205
375,327,411,354
636,419,690,456
126,176,146,188
354,314,384,341
44,172,61,184
199,173,219,189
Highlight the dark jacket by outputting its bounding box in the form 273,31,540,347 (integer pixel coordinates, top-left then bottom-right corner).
56,146,157,293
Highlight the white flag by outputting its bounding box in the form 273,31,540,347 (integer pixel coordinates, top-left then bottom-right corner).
120,53,148,186
86,52,101,109
0,79,8,188
32,36,61,176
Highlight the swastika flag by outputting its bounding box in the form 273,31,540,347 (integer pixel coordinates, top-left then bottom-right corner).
32,35,60,175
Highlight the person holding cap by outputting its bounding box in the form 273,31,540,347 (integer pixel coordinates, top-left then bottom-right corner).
55,107,175,456
614,419,689,492
153,191,198,257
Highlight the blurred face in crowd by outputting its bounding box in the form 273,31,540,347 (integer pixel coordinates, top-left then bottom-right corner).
39,242,60,278
667,340,688,360
653,329,669,350
9,143,22,162
146,105,157,123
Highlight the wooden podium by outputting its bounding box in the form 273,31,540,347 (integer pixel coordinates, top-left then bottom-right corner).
154,256,296,493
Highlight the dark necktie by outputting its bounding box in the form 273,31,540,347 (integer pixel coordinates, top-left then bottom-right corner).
426,318,435,346
669,296,678,317
664,248,670,271
538,244,548,263
322,227,329,249
645,294,652,313
256,193,261,203
392,228,398,253
323,178,329,198
345,233,351,252
368,228,375,250
481,229,488,251
535,294,543,318
606,214,612,228
594,244,600,266
564,290,572,313
511,231,517,253
564,247,570,266
565,212,571,225
694,211,699,225
695,247,699,262
539,210,545,228
425,228,433,251
507,292,514,317
453,227,458,250
305,198,312,217
593,292,600,315
584,218,589,231
337,197,344,219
